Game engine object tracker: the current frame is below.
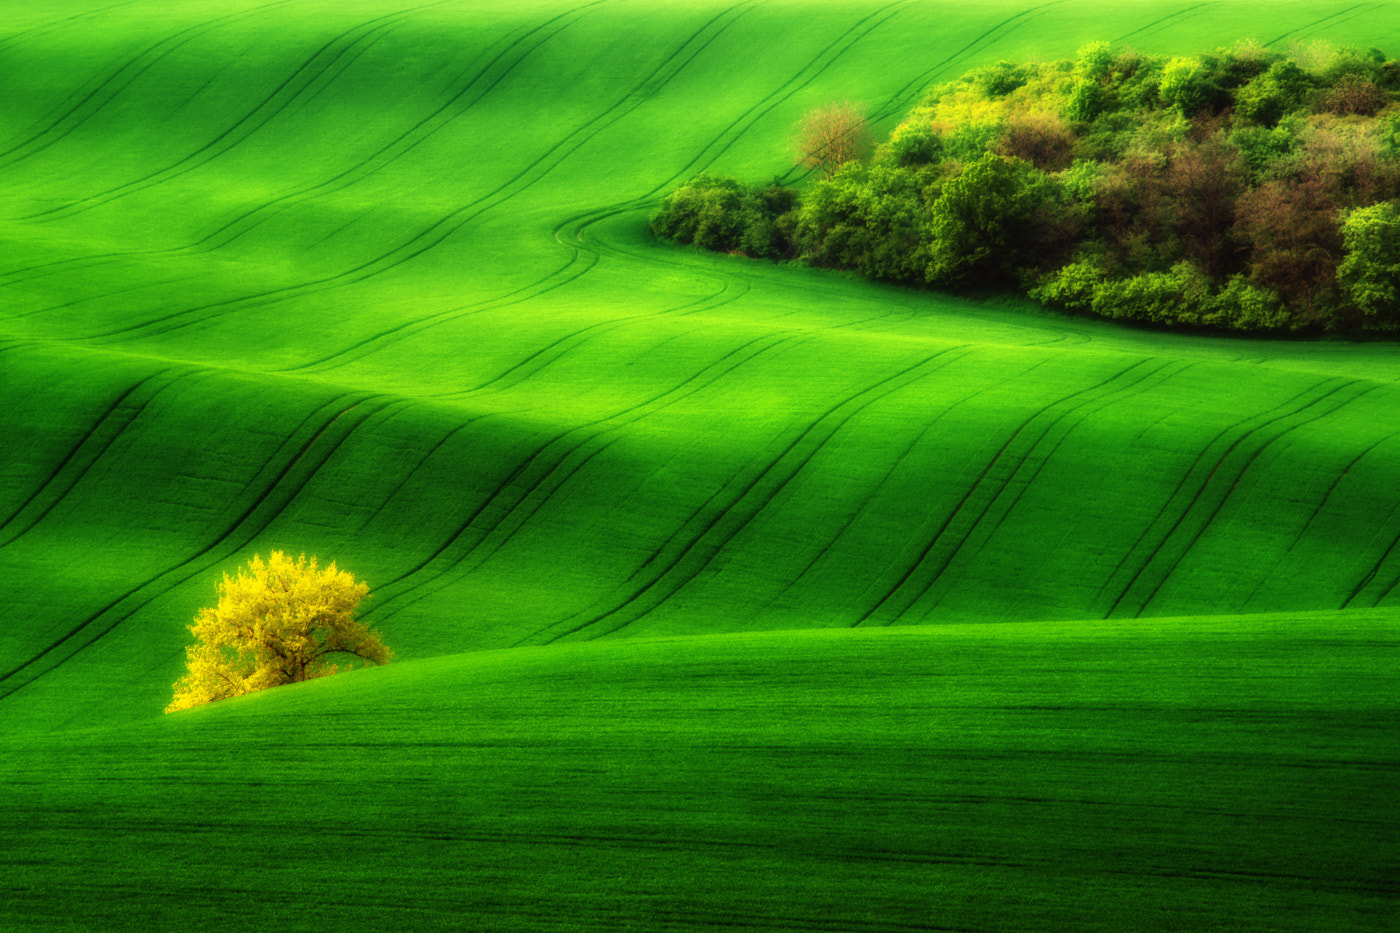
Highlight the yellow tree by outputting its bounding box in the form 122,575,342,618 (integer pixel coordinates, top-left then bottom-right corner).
796,101,873,180
166,550,391,713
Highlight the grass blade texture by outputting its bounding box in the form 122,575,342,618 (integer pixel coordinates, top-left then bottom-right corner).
1,2,1397,931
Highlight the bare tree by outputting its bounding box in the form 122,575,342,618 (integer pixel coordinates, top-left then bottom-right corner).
796,102,872,180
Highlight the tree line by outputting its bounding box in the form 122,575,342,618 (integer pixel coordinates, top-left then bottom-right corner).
650,41,1400,334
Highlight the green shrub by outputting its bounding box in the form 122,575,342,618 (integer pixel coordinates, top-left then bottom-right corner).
881,122,942,167
1230,118,1303,183
1337,201,1400,328
927,153,1046,286
795,163,931,282
940,122,1004,165
1235,60,1312,126
651,174,796,259
1027,260,1103,314
972,60,1029,97
1205,275,1291,330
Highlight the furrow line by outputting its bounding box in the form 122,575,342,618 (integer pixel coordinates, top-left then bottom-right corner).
65,0,546,235
184,16,548,252
0,368,186,549
1265,3,1374,47
352,414,495,536
288,194,745,378
0,9,548,278
1236,425,1400,610
0,1,147,60
20,5,428,221
317,0,757,283
79,0,743,345
856,357,1160,626
1114,379,1380,617
910,360,1195,618
520,347,970,645
1343,506,1400,608
1113,3,1218,44
751,356,1059,623
0,0,296,171
0,395,401,701
1093,377,1356,615
371,334,796,614
871,0,1068,124
668,0,919,184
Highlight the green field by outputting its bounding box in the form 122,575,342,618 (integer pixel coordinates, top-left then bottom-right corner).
2,1,1398,930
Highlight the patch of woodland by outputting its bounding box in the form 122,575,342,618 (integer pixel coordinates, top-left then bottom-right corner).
651,41,1400,334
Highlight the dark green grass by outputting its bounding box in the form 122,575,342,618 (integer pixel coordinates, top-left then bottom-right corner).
4,616,1397,932
3,1,1400,929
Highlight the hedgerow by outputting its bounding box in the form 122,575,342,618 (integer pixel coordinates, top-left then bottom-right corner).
651,41,1400,334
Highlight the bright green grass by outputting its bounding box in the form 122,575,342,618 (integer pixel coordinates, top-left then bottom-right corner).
3,617,1397,932
2,1,1400,929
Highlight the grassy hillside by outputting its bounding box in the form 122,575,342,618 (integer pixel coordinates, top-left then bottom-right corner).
2,1,1398,930
5,617,1398,932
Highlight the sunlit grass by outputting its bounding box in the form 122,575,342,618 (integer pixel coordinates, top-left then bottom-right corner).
2,1,1399,929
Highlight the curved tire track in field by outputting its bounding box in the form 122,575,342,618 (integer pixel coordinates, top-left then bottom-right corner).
1264,3,1380,47
1236,426,1400,609
1112,3,1218,45
0,1,147,60
75,0,754,346
367,332,804,621
42,0,608,233
280,0,927,374
747,354,1060,623
0,0,298,172
0,391,404,706
1101,378,1382,618
16,4,436,222
0,2,609,284
515,346,972,646
910,360,1198,619
1344,496,1400,609
658,0,920,191
0,368,186,549
854,358,1173,627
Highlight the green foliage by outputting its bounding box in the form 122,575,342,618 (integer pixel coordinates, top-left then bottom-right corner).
1230,117,1304,182
794,162,932,282
1074,41,1114,83
650,174,795,259
972,60,1029,97
1381,112,1400,160
167,551,390,713
1206,274,1292,330
881,121,942,167
1235,60,1313,126
1031,261,1291,331
927,153,1044,285
650,173,747,252
1064,42,1114,123
939,121,1004,164
1337,201,1400,327
653,40,1400,333
1159,57,1215,117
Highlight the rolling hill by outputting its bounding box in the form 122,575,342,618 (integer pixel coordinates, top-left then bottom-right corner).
1,1,1398,930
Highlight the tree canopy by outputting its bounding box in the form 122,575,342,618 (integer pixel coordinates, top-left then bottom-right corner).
651,41,1400,334
166,551,391,713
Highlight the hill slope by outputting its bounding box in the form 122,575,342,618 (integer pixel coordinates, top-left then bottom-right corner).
1,1,1398,929
5,617,1398,932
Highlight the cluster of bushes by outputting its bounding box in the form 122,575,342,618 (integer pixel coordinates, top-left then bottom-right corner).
651,41,1400,333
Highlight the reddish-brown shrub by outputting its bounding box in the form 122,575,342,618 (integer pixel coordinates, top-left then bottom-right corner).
1317,74,1389,116
1234,175,1342,320
997,112,1076,171
1166,135,1249,277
